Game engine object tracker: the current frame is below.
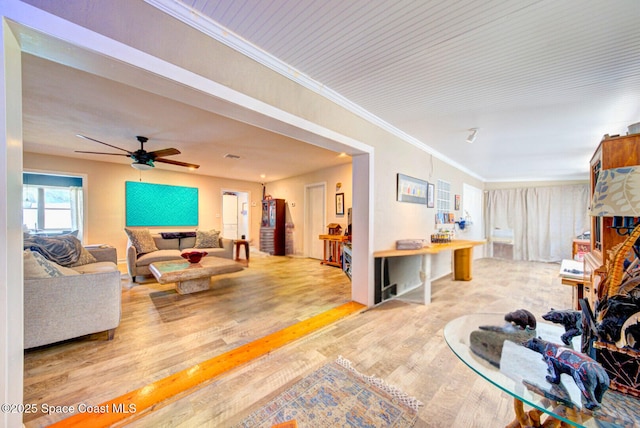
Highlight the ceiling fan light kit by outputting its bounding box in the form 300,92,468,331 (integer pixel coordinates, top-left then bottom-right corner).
75,134,200,170
131,161,154,171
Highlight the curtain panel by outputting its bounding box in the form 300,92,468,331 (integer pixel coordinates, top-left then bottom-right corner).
485,184,589,262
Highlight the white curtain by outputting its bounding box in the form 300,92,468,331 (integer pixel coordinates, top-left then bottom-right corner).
70,186,84,242
485,184,590,262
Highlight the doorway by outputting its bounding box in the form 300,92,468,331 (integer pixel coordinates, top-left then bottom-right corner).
304,183,326,260
222,191,249,241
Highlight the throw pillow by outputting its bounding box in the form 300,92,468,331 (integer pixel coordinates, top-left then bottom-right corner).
125,228,159,254
24,250,79,278
195,229,221,248
69,246,98,267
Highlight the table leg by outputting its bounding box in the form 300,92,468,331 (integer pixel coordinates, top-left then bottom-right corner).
176,277,210,294
453,247,472,280
507,398,575,428
421,254,431,304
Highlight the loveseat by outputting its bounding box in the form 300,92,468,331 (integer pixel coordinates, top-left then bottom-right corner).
125,229,234,282
24,245,121,349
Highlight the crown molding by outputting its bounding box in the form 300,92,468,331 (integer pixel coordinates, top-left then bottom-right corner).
145,0,484,181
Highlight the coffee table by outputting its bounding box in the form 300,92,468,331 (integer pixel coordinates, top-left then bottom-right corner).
149,256,244,294
444,313,640,427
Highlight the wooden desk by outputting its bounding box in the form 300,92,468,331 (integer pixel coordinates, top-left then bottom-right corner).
373,240,485,304
561,277,584,310
319,234,348,267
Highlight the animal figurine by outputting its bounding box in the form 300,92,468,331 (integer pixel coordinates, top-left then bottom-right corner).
523,337,609,410
542,308,582,346
505,308,537,330
472,309,536,367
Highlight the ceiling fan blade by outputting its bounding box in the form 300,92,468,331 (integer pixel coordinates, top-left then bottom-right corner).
76,134,132,154
155,157,200,169
149,148,180,158
75,150,130,156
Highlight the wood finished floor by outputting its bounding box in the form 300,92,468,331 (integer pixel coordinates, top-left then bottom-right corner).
24,256,571,427
23,254,352,427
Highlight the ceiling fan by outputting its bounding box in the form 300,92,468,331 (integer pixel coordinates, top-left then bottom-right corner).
75,134,200,170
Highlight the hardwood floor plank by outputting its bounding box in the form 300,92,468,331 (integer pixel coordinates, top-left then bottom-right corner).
48,301,364,427
25,257,572,427
24,256,352,427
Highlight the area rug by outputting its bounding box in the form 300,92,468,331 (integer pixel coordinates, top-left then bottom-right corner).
235,356,423,427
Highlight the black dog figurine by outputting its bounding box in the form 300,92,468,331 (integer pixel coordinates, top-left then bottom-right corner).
523,337,609,410
542,308,582,346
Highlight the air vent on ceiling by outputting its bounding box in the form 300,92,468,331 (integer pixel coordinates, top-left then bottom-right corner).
224,153,241,159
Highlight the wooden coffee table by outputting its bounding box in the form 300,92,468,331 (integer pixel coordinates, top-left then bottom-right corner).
149,257,244,294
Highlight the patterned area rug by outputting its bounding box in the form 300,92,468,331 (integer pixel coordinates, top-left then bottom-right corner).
235,356,423,427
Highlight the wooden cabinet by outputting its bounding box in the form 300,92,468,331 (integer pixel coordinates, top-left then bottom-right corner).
260,199,285,255
584,133,640,397
571,239,590,261
585,133,640,307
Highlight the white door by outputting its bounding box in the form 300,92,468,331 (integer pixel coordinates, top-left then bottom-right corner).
222,193,238,239
305,183,326,259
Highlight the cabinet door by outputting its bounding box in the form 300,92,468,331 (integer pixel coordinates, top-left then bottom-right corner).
261,201,269,227
269,201,277,227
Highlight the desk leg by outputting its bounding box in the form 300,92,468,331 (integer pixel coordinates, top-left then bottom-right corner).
421,254,431,304
453,247,472,280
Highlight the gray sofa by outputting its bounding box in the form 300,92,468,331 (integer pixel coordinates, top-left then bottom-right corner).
24,247,121,349
126,233,234,282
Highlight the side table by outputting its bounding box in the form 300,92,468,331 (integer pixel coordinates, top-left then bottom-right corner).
235,239,250,262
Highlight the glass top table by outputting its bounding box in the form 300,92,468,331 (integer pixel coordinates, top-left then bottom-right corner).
444,313,640,428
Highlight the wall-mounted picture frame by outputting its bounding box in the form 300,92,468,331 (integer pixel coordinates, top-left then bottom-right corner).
397,173,428,204
455,194,461,210
427,182,435,208
336,192,345,215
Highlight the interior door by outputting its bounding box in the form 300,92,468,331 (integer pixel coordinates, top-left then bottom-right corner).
222,193,238,239
305,183,325,259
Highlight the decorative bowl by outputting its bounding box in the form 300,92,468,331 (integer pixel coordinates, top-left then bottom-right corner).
181,251,207,264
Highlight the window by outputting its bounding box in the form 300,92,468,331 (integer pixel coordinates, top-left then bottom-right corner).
436,179,451,223
23,173,84,240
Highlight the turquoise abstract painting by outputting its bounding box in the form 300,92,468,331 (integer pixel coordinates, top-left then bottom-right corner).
125,181,198,226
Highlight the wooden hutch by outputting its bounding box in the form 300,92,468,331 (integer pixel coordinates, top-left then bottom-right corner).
260,198,286,256
584,133,640,307
584,132,640,397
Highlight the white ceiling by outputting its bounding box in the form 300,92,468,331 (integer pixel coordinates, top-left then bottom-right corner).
22,0,640,182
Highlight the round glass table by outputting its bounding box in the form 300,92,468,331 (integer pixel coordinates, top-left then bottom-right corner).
444,313,640,428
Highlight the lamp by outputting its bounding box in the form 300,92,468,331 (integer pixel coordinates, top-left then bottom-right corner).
590,166,640,235
466,128,478,144
131,160,154,171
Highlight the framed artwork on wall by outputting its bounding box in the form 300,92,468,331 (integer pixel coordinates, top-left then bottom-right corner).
336,192,345,215
397,173,428,204
427,182,435,208
455,194,461,210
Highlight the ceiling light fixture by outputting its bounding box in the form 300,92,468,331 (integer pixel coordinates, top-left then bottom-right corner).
131,160,154,171
466,128,479,144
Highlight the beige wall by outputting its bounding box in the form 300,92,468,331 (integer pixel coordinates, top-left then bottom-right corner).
266,162,352,256
23,152,263,261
